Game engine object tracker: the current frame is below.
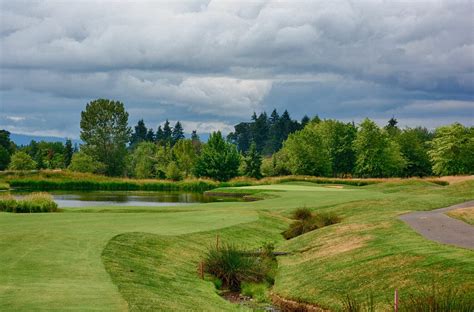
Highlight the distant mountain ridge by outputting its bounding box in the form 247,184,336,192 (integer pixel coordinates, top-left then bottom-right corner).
10,133,81,146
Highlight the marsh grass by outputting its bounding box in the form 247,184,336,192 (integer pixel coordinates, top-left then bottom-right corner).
0,192,57,213
203,244,275,291
400,285,474,312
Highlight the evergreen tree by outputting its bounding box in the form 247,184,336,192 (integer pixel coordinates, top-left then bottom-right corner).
172,121,185,145
162,120,172,145
398,127,433,177
243,142,262,179
130,119,148,147
384,117,401,138
301,115,310,128
194,131,240,181
0,130,13,170
252,112,269,153
146,128,155,142
191,130,199,142
64,139,74,168
155,126,164,143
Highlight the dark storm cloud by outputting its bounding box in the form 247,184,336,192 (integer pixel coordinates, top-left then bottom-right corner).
0,0,472,137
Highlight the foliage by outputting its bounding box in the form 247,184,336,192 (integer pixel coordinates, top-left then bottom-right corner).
354,118,406,177
282,121,332,176
172,139,197,178
165,161,183,181
0,145,10,171
130,119,149,148
171,121,185,145
64,139,74,168
8,151,37,170
68,151,106,174
428,123,473,175
80,99,131,176
228,109,302,155
130,141,157,179
194,131,240,181
400,285,474,312
243,142,262,179
398,127,433,177
0,192,58,213
154,144,173,179
203,244,271,291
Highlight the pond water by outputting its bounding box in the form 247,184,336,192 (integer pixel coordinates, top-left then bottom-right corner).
11,191,238,208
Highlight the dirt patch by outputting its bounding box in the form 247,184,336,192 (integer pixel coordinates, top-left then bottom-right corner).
324,185,343,189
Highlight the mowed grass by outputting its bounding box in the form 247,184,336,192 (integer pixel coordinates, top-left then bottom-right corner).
0,179,473,311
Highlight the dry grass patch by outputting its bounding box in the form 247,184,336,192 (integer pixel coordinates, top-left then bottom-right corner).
447,206,474,225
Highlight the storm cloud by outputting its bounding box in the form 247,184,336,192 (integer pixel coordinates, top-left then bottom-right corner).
0,0,473,138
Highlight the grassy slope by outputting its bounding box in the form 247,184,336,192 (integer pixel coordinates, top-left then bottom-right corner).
447,207,474,225
0,180,473,311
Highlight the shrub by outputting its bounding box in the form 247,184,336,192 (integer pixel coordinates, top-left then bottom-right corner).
340,293,375,312
313,212,342,228
292,207,313,220
203,244,271,291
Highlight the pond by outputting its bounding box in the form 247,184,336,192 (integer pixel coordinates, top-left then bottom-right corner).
10,191,238,208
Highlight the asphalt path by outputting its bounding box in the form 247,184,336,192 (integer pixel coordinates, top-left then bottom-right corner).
399,200,474,249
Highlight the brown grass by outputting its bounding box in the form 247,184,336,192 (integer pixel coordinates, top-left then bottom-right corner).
447,206,474,225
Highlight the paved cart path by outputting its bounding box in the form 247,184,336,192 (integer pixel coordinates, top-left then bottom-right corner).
399,200,474,249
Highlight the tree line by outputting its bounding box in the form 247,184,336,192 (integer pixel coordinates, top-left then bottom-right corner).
1,98,472,180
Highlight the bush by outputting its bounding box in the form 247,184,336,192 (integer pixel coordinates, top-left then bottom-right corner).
203,244,271,291
283,208,341,239
0,192,57,213
292,207,313,220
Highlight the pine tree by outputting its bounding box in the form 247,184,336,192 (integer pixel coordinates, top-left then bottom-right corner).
162,120,172,145
130,119,148,147
64,139,74,168
156,126,164,144
172,121,185,145
146,128,155,142
244,142,262,179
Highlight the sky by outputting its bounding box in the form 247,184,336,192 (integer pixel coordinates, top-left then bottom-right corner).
0,0,473,139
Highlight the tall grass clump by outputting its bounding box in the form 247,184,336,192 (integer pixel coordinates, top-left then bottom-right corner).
0,193,57,213
203,244,274,291
340,294,375,312
283,208,341,239
400,285,474,312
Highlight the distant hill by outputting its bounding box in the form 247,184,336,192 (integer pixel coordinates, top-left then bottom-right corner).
10,133,81,146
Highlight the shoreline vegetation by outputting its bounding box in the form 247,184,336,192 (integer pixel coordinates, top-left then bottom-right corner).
0,170,453,192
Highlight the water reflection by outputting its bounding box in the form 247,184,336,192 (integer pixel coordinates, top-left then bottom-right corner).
11,191,237,208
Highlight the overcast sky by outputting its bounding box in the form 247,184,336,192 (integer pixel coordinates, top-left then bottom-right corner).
0,0,473,138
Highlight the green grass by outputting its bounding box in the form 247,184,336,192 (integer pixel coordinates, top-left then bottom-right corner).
0,178,473,311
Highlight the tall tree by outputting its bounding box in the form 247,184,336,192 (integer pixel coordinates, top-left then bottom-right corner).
398,127,433,177
130,141,157,178
64,139,74,168
316,120,357,177
191,130,202,153
172,121,185,145
145,128,155,142
172,139,197,177
130,119,148,148
384,117,401,138
80,99,131,176
0,130,14,170
243,142,262,179
354,118,405,177
162,120,172,146
281,122,332,176
251,112,269,153
194,131,240,181
228,122,252,152
155,126,164,143
428,123,473,175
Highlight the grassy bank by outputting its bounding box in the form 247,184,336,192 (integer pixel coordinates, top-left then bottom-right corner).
1,176,473,311
447,207,474,225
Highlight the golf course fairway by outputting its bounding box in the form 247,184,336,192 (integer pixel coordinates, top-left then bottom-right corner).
1,179,473,311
